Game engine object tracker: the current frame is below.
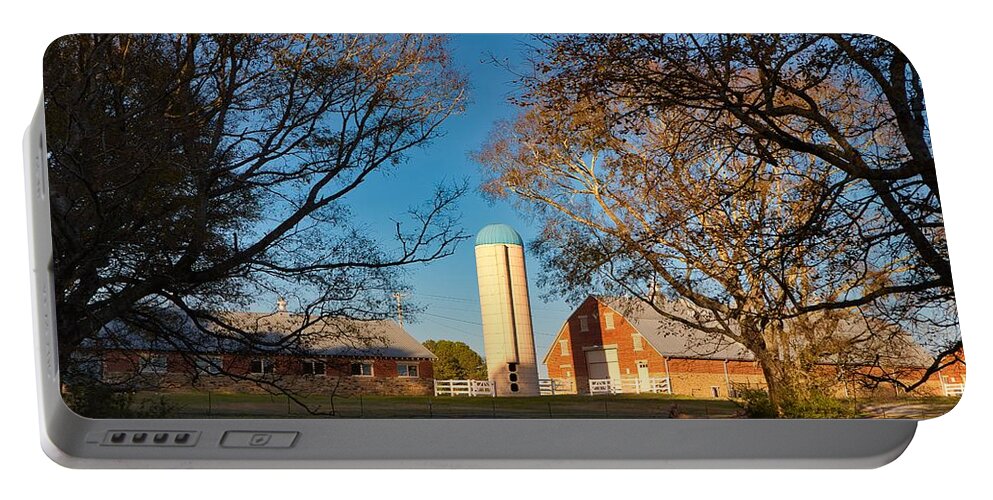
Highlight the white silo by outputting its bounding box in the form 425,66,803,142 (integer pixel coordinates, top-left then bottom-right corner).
474,224,540,396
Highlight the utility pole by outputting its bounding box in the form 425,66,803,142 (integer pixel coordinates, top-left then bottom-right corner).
393,291,408,327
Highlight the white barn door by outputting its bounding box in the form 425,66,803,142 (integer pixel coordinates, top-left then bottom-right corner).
637,360,650,390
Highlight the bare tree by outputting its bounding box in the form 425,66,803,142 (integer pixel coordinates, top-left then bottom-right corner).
45,34,469,412
477,34,961,413
526,34,953,310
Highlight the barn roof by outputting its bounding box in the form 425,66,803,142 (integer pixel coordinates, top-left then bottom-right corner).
814,317,935,368
601,297,755,361
552,296,935,368
86,309,436,360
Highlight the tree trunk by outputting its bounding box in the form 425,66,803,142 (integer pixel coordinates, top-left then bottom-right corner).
757,353,790,417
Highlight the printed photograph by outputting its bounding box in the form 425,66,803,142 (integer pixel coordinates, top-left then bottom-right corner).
43,34,964,419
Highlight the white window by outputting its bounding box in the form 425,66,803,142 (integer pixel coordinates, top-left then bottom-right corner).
579,315,589,332
632,334,644,351
604,312,615,330
397,363,419,378
559,339,570,356
250,358,274,375
351,361,374,377
301,360,326,376
140,353,168,375
196,356,223,375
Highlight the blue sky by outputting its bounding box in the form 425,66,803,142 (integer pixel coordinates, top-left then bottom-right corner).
342,35,576,364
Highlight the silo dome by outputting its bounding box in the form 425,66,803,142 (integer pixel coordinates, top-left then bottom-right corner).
475,223,524,247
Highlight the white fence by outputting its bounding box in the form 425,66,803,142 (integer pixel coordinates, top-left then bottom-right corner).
639,377,672,394
943,382,965,397
433,379,495,397
538,378,575,395
588,377,671,395
589,379,617,395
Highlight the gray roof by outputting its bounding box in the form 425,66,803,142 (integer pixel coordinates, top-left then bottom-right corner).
598,297,934,368
821,318,934,368
87,309,436,360
602,297,755,361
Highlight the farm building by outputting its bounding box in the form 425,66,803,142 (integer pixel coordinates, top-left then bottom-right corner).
544,296,964,398
474,223,541,396
70,303,436,397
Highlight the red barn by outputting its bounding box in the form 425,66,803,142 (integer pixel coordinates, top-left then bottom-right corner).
544,296,962,398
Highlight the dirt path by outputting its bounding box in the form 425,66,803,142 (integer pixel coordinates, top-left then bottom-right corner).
858,400,957,419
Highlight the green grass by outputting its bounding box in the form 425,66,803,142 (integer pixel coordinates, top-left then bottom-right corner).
134,391,746,419
115,391,962,419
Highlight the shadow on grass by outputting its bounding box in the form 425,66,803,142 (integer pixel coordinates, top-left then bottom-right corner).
138,392,747,419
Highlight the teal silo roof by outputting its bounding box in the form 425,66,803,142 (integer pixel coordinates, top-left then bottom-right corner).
475,223,524,246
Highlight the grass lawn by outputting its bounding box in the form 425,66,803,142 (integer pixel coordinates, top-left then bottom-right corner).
136,391,745,419
128,391,959,419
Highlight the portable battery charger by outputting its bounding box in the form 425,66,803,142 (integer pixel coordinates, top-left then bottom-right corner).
26,34,964,468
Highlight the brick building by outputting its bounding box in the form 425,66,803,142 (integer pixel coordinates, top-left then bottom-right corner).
544,296,962,398
74,307,436,397
936,352,966,396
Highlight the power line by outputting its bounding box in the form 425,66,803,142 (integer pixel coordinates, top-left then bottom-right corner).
414,291,574,315
419,311,556,338
415,292,477,303
420,311,483,326
419,302,483,314
426,304,563,323
421,317,476,337
416,304,562,322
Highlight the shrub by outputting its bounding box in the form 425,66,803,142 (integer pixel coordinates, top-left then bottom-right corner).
63,379,175,418
738,387,856,418
737,388,778,418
